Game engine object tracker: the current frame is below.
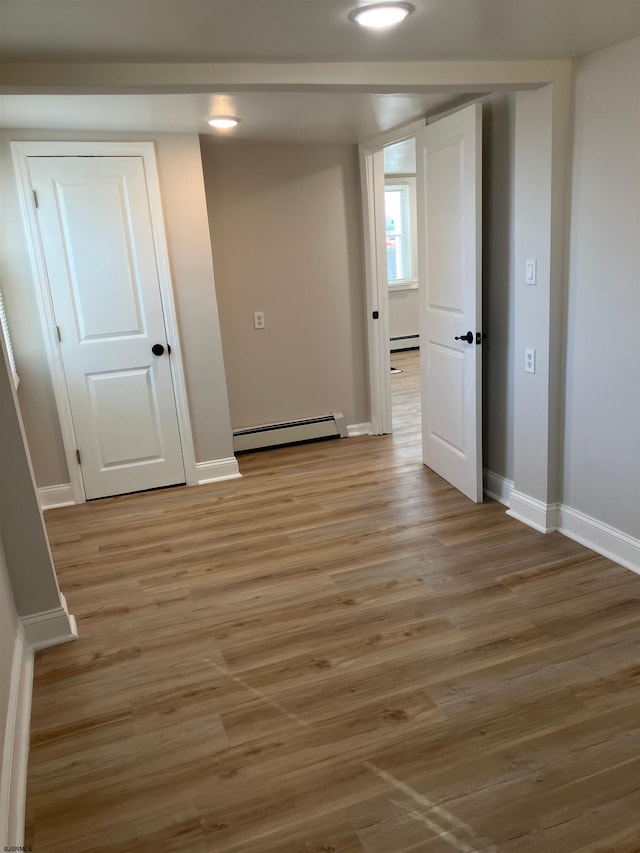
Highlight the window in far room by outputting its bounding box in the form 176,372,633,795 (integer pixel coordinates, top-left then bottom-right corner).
384,178,417,288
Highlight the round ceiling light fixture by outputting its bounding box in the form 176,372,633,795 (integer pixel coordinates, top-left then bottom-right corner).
207,115,241,129
350,2,414,29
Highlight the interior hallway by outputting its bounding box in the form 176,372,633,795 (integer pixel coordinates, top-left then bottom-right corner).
25,375,640,851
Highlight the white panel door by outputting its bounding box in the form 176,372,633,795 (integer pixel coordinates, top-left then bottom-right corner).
416,104,483,502
28,155,185,500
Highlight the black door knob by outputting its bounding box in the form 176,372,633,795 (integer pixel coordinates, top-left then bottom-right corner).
454,331,474,344
151,343,165,356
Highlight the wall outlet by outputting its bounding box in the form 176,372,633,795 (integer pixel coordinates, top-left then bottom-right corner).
525,347,536,374
254,311,265,329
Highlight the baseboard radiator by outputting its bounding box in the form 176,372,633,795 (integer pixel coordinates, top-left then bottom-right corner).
233,412,348,453
390,334,419,352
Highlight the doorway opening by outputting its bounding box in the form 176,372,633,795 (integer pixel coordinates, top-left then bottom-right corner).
383,137,421,449
361,104,484,502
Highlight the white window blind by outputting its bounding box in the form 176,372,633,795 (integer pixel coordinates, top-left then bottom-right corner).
0,288,19,389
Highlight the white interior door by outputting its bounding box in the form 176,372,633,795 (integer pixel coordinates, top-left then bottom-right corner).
28,155,185,500
416,104,483,502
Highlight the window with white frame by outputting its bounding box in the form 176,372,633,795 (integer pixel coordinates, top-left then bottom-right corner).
384,178,418,287
0,288,19,389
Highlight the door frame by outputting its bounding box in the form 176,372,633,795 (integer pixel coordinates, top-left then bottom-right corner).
359,119,425,435
11,140,197,503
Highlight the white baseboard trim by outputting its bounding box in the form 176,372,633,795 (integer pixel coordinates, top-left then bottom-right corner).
347,422,373,437
38,482,75,511
504,488,640,575
506,490,560,534
558,505,640,576
483,469,513,507
39,460,245,501
21,592,78,652
196,456,242,485
1,625,33,849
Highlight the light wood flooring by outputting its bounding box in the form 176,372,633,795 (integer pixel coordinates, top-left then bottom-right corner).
390,349,421,442
26,356,640,852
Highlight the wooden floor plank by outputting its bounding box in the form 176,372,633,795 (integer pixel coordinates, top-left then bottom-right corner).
25,350,640,851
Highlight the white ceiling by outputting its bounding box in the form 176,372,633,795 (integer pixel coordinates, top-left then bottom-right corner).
1,0,638,63
0,92,478,144
0,0,638,144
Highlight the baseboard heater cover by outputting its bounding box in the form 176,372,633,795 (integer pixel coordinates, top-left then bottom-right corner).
390,334,419,351
233,412,348,453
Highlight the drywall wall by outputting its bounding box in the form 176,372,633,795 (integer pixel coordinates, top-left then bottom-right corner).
0,137,67,486
0,130,233,488
0,535,19,783
389,288,419,342
563,37,640,538
152,135,234,466
482,93,516,482
511,81,570,516
0,329,61,616
201,139,368,429
512,86,553,504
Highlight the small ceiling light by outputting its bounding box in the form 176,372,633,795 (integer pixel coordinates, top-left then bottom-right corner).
207,116,241,129
350,2,414,29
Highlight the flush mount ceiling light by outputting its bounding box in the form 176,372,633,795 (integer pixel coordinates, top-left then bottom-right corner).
207,115,241,129
350,2,414,29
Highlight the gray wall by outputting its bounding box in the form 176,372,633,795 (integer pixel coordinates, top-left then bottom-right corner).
0,535,19,773
0,130,234,487
512,86,554,503
482,93,516,483
201,139,368,429
0,136,66,485
0,332,61,617
512,84,566,507
563,37,640,537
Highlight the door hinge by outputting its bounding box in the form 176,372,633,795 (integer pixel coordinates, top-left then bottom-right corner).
76,449,81,465
33,190,39,209
56,325,62,342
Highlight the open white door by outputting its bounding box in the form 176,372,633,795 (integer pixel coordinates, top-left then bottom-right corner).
416,104,483,502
